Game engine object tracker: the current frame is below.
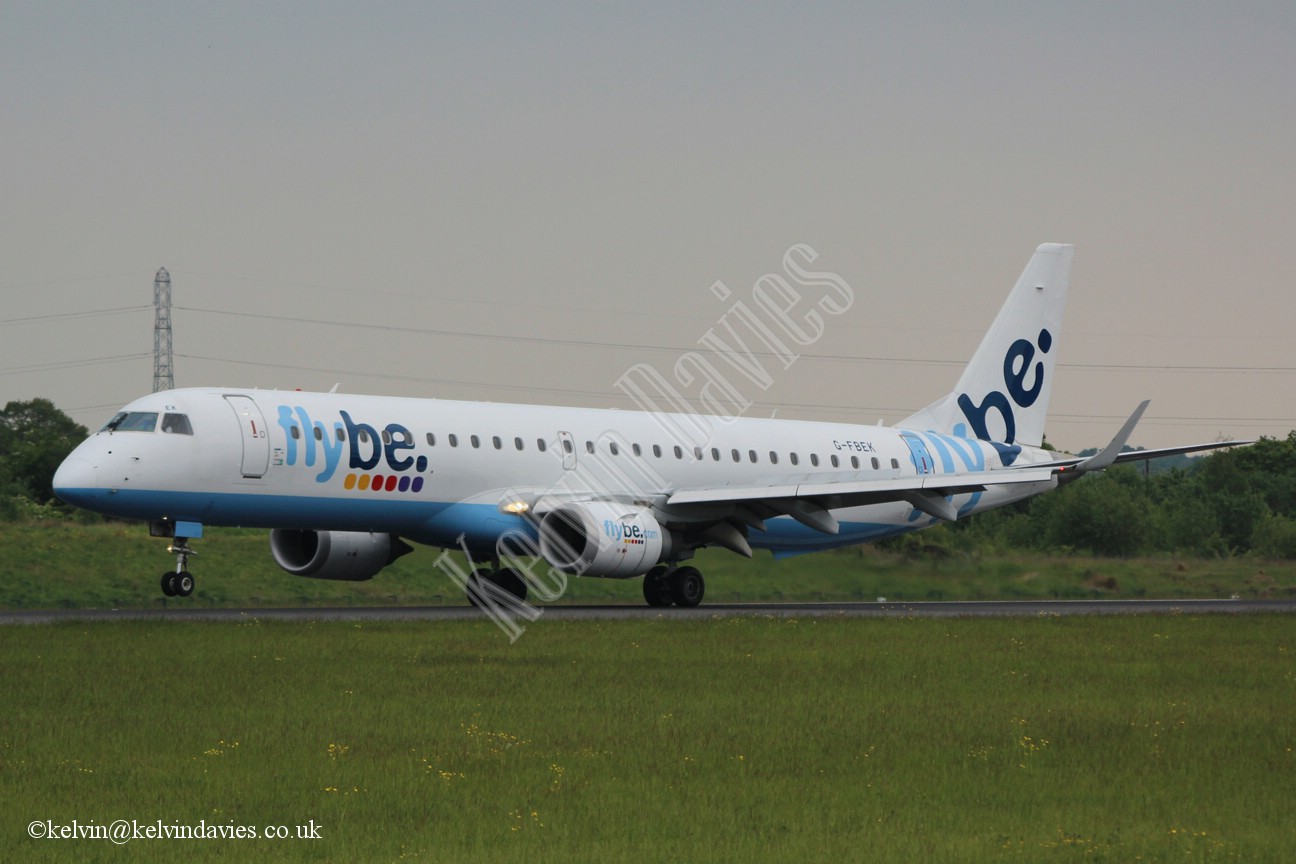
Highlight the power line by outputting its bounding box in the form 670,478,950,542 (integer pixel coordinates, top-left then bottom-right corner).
0,272,154,293
175,306,1296,374
0,353,150,377
0,306,151,327
171,353,1294,431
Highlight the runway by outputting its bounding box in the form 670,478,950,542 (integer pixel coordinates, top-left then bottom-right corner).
2,598,1294,625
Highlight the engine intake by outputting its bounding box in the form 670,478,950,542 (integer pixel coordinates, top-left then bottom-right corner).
538,502,675,578
270,529,413,581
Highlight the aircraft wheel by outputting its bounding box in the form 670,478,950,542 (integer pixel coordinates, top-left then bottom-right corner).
643,565,673,607
465,568,493,608
175,571,195,597
493,568,528,602
670,566,705,608
161,572,178,597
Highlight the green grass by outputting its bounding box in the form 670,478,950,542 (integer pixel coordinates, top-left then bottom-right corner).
2,520,1295,609
1,615,1294,862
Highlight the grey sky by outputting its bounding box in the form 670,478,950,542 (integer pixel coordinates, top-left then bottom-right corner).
2,1,1293,450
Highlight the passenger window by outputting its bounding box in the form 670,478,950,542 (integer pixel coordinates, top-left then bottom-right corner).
358,429,370,444
731,449,740,462
313,426,323,441
290,426,301,440
711,448,721,461
471,435,481,448
561,439,573,454
632,443,642,457
448,433,458,447
161,413,193,435
338,428,347,442
810,453,819,467
831,455,840,468
790,453,799,466
871,457,879,469
586,441,595,454
515,437,524,451
851,456,860,469
694,446,703,461
652,444,662,458
749,450,758,463
891,458,900,469
382,430,392,445
769,451,778,465
610,442,620,456
427,433,436,446
492,436,502,450
674,445,683,459
538,438,548,452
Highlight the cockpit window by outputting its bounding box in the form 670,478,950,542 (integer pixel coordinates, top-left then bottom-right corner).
100,412,159,433
161,413,193,435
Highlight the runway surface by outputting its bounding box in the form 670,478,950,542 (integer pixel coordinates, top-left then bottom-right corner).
2,598,1294,625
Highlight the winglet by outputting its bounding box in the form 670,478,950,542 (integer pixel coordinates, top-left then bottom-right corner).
1064,400,1150,477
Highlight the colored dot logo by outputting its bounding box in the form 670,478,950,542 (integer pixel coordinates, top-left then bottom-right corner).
343,474,425,493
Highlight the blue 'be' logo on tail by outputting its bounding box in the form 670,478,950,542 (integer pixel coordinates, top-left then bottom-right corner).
956,328,1052,464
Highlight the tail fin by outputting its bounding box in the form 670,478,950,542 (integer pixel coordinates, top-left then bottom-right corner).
899,243,1073,449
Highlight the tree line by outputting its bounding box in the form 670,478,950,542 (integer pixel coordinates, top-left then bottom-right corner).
0,398,89,520
3,398,1294,558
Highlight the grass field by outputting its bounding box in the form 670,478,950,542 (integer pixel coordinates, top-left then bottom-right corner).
2,614,1294,862
2,520,1296,609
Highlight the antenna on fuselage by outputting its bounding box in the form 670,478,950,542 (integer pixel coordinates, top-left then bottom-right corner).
152,267,174,393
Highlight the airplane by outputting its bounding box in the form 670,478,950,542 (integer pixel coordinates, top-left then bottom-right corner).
52,244,1244,608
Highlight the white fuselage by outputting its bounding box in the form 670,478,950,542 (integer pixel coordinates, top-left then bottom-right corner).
54,387,1055,559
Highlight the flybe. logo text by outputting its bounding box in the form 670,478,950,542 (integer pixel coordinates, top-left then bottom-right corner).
603,520,658,545
276,406,429,491
956,328,1051,455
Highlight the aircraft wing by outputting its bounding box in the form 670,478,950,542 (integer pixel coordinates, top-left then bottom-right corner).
1035,442,1251,473
664,464,1061,534
1006,400,1249,475
658,402,1251,553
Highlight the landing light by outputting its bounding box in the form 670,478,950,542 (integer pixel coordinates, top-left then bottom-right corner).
500,500,530,515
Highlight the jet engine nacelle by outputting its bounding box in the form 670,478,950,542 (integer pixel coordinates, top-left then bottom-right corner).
538,502,676,578
270,529,413,581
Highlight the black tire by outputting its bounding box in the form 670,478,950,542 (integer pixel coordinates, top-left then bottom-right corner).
670,566,705,608
465,569,493,608
643,565,674,607
161,572,178,597
494,568,528,602
175,571,195,597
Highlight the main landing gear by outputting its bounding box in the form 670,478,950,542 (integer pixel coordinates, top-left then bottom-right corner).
466,566,528,607
642,565,705,608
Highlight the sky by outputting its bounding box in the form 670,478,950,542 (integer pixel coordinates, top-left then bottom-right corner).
2,1,1293,451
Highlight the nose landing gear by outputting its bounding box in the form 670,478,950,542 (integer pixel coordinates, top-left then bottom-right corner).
160,539,196,597
152,520,202,598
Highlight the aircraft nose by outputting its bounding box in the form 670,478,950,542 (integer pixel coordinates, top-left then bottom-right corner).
52,457,98,506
